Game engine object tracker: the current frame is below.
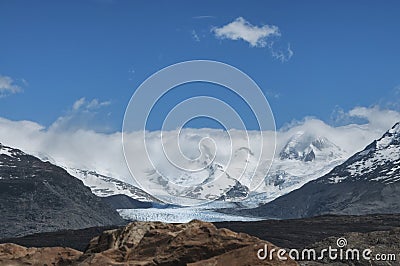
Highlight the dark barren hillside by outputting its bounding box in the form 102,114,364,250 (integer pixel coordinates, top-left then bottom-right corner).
0,143,124,239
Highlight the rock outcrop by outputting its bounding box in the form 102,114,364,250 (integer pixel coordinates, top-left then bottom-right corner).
0,220,298,265
0,243,82,265
78,220,297,265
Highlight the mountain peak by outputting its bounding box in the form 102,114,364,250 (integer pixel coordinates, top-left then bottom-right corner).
0,144,26,158
375,122,400,150
279,132,344,162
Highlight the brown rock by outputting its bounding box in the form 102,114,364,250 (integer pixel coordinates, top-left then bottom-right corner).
79,220,298,265
0,243,82,265
0,220,298,265
188,244,295,266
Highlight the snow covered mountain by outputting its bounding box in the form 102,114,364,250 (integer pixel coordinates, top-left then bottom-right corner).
242,132,349,206
279,132,345,162
32,129,351,207
323,122,400,185
32,152,160,203
244,122,400,218
64,168,160,202
143,160,250,205
28,128,352,207
132,129,351,206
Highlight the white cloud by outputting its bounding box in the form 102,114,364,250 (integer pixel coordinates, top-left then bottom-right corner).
72,97,86,110
87,98,111,109
348,106,400,131
332,105,400,128
211,17,293,62
0,117,129,182
0,75,23,97
72,97,111,111
212,17,280,47
51,97,112,132
280,106,400,155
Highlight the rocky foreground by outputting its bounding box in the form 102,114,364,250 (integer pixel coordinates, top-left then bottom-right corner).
1,217,400,265
301,227,400,265
0,220,297,266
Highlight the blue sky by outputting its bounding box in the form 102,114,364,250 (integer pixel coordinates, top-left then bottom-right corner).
1,0,400,131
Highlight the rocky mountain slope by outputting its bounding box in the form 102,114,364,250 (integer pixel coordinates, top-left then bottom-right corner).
243,122,400,218
0,143,124,239
101,194,153,209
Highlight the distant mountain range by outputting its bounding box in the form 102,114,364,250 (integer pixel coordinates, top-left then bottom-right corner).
243,122,400,218
40,130,352,208
143,131,350,205
0,144,124,239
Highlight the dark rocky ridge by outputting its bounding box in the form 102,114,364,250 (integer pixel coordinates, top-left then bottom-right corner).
101,194,153,209
218,180,250,201
0,143,124,239
0,226,119,251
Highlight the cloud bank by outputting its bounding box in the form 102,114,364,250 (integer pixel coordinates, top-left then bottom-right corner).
0,106,399,188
